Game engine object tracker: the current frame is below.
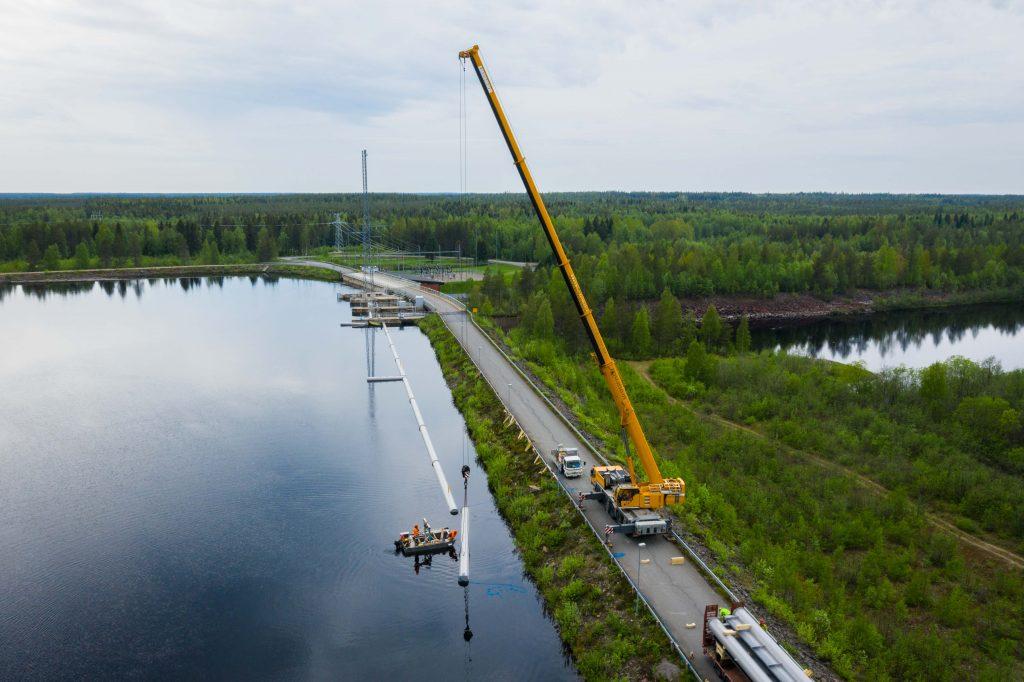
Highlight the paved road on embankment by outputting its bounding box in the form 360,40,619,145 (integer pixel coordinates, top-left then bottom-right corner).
290,260,727,679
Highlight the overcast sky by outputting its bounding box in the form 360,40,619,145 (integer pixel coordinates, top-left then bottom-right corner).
1,1,1022,194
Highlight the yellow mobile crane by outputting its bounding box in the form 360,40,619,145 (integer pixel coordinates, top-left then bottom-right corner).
459,45,685,536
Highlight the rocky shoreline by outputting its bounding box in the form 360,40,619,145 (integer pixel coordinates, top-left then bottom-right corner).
680,287,1023,327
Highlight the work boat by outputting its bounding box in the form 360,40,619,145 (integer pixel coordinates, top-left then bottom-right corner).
395,519,458,556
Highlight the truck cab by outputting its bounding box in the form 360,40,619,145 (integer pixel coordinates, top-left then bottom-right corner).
552,445,584,478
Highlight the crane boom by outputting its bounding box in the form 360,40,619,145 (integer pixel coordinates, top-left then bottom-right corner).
459,45,670,487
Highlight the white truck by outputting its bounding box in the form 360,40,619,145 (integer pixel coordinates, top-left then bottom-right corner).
553,445,584,478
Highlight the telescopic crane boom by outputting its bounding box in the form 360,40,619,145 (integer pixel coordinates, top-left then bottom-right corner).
460,45,684,528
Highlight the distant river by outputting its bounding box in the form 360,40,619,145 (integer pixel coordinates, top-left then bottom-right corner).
752,302,1024,371
0,277,573,679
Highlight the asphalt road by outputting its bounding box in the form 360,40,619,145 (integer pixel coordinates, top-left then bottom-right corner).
294,261,724,679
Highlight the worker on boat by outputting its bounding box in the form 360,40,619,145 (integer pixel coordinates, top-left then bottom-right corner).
719,607,731,619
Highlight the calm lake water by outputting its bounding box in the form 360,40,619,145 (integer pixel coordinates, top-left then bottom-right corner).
752,303,1024,371
0,277,573,680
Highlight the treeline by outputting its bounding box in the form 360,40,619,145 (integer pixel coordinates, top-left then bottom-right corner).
472,266,746,360
399,204,1024,298
546,211,1024,298
3,194,1024,299
0,216,323,271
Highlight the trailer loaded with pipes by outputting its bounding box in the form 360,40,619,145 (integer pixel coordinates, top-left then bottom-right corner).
703,604,812,682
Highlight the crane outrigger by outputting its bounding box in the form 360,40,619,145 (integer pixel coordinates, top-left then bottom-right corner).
459,45,685,535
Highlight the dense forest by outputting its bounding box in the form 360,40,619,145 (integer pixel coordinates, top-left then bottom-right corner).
3,193,1024,302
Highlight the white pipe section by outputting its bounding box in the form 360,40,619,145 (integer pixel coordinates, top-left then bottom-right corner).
380,321,459,515
458,506,470,586
708,618,775,682
733,608,807,680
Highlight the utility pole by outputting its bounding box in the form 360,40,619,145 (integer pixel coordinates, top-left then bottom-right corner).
361,150,371,279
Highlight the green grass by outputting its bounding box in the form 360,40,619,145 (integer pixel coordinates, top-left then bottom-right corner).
1,254,261,273
0,260,344,286
265,263,342,283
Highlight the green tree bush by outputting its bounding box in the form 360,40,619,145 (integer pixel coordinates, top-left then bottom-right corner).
631,307,651,357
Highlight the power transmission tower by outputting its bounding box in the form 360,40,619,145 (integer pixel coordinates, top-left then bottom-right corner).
333,213,344,250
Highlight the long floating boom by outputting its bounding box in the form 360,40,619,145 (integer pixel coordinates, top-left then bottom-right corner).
379,320,459,515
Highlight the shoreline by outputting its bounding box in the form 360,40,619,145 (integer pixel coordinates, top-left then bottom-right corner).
6,264,1020,330
0,263,343,285
677,286,1024,327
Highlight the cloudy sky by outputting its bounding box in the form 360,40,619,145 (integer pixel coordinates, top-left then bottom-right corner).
1,1,1022,194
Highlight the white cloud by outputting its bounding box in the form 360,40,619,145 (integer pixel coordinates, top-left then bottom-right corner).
0,0,1021,193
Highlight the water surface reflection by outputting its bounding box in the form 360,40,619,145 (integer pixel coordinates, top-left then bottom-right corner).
753,303,1024,370
0,277,574,680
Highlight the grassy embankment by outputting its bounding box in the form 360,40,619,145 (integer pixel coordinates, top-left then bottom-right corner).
484,322,1023,680
0,262,342,284
418,314,682,681
0,253,259,274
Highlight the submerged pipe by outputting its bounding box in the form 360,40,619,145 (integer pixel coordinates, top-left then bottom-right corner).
380,321,459,515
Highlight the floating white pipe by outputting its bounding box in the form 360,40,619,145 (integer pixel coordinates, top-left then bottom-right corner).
380,321,458,515
458,506,470,586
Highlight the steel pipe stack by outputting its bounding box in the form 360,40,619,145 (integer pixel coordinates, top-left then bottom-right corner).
707,618,775,682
